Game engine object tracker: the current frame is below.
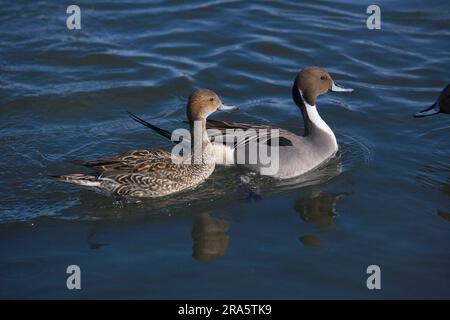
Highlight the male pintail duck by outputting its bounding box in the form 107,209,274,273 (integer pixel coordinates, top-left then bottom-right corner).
414,84,450,117
129,67,353,179
53,89,236,198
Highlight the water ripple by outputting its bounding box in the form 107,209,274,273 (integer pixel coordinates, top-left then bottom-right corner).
0,0,448,223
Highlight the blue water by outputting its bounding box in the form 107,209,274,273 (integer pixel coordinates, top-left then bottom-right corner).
0,0,449,299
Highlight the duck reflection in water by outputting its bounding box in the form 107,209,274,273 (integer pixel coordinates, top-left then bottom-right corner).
437,182,450,222
437,209,450,222
87,230,109,250
417,162,450,223
192,212,230,262
294,190,349,247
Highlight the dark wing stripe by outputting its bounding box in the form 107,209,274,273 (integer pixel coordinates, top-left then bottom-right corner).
206,119,270,130
84,160,122,167
207,119,291,149
266,137,293,146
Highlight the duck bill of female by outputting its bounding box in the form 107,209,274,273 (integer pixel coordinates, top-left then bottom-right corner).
218,103,238,111
330,81,354,93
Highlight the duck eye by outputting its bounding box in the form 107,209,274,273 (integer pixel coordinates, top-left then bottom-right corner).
320,76,326,81
209,98,214,101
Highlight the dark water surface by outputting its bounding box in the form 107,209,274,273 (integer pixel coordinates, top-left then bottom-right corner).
1,0,449,299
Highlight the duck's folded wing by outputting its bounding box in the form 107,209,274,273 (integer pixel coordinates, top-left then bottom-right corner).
206,119,271,131
81,149,175,177
127,113,294,150
206,119,294,148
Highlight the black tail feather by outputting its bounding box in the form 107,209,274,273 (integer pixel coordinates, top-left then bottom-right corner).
127,111,172,140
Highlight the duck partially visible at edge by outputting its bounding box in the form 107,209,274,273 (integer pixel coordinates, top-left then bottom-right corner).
414,84,450,118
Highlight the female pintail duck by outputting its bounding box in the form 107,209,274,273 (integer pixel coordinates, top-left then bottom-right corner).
129,67,353,179
54,89,236,198
414,84,450,117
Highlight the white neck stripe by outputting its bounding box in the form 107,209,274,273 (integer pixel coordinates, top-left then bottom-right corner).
299,90,337,149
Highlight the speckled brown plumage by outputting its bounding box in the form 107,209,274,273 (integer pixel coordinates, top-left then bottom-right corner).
54,89,227,198
56,147,215,197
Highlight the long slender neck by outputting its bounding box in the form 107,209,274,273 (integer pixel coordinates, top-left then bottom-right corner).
189,119,212,164
296,92,337,154
300,100,334,138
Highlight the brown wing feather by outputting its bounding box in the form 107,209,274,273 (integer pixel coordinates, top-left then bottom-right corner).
82,149,175,177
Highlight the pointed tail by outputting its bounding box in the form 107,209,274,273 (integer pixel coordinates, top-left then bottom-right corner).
51,174,101,187
127,111,172,140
